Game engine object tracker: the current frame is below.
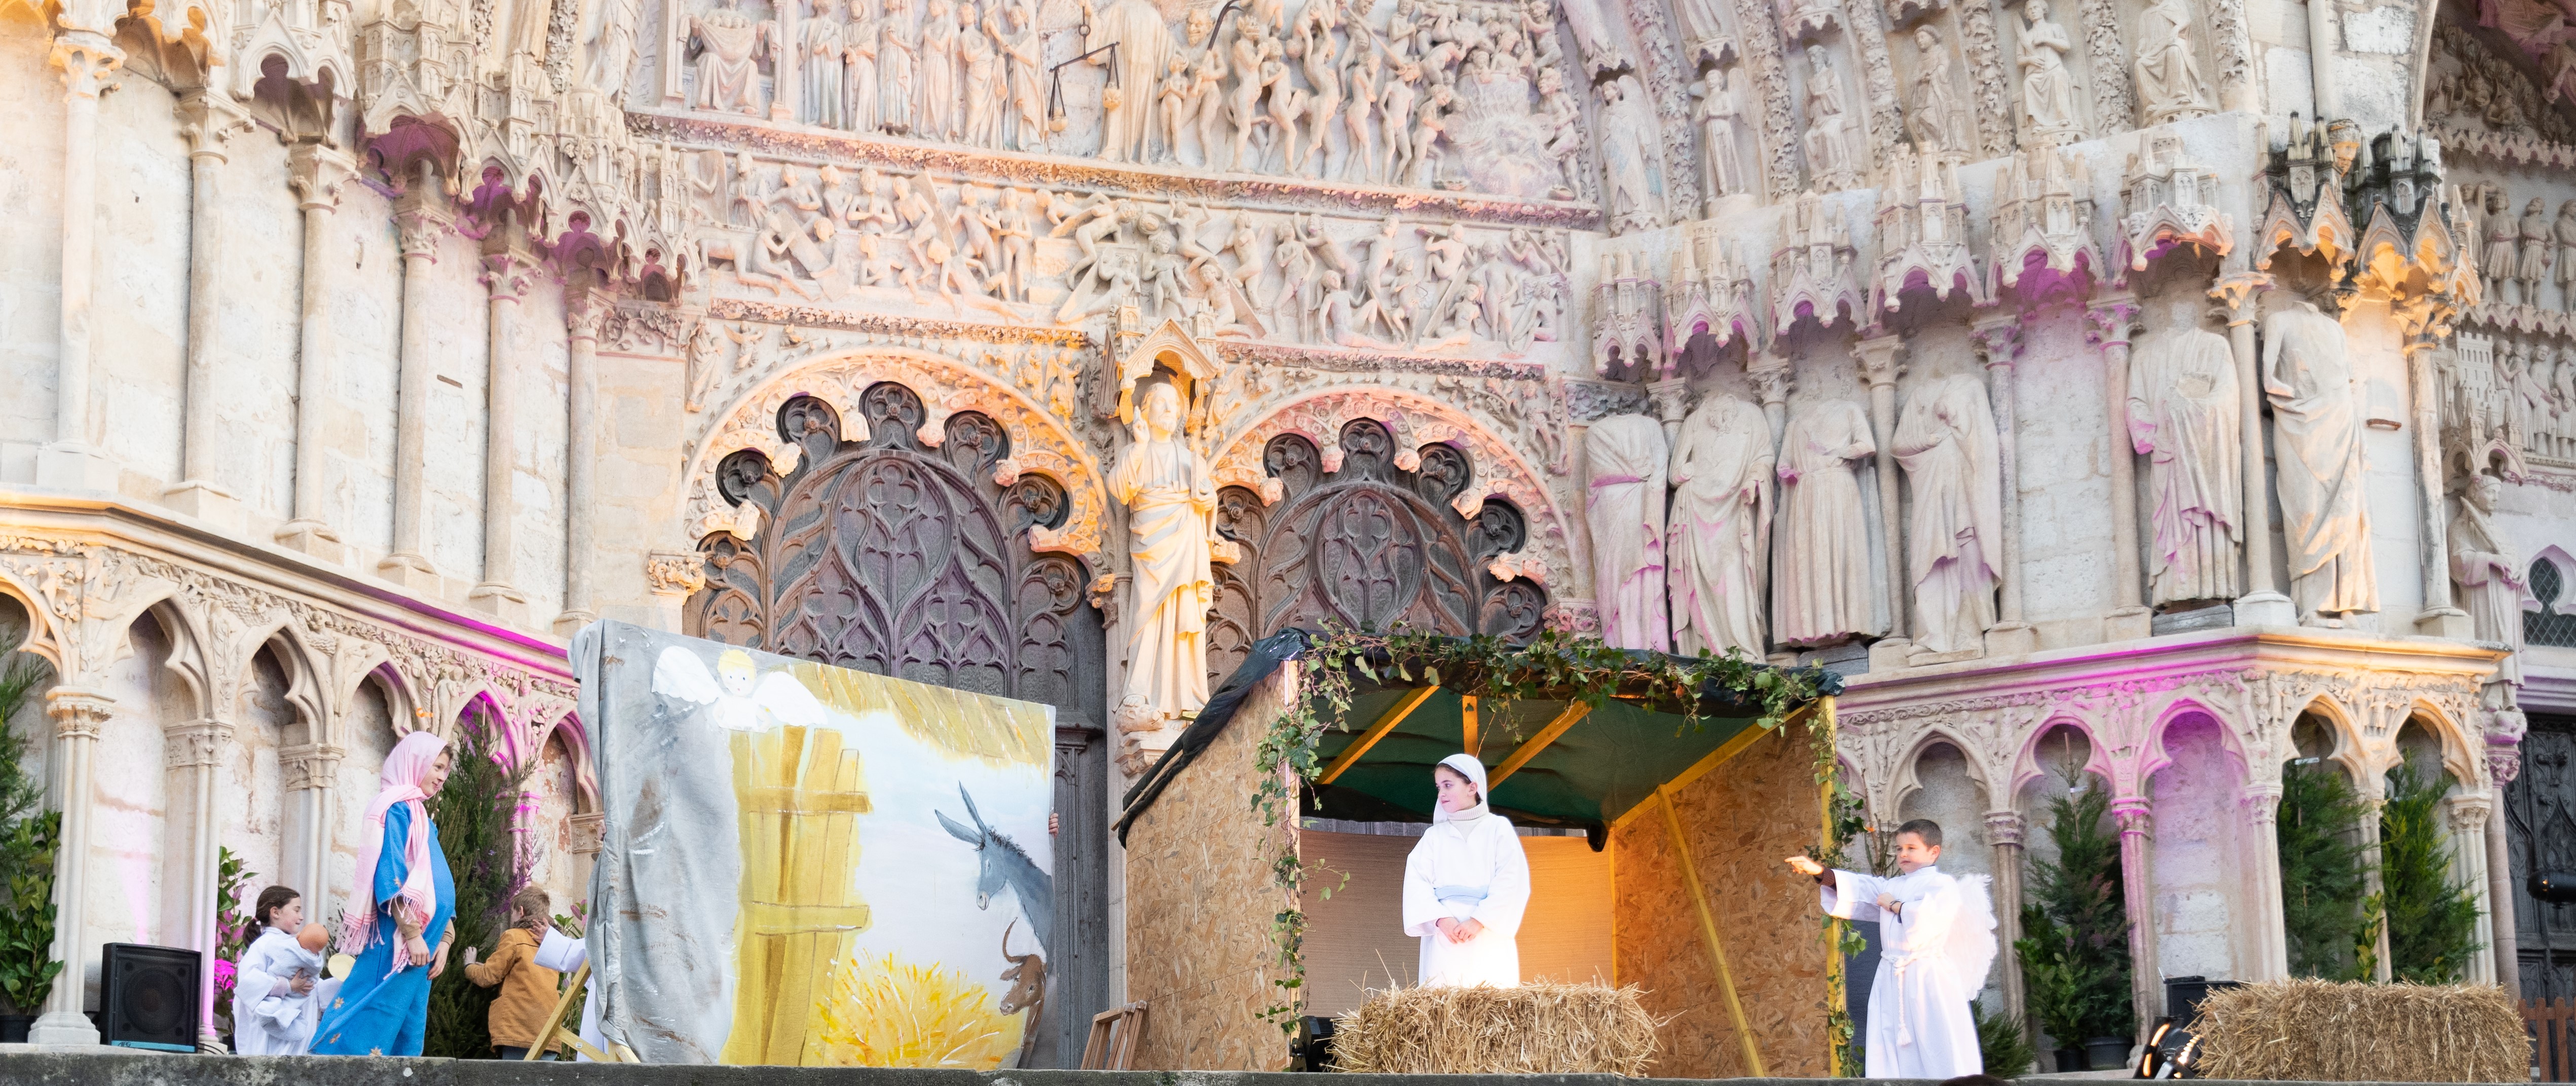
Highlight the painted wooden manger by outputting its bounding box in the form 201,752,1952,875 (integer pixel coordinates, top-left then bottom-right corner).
1115,631,1847,1075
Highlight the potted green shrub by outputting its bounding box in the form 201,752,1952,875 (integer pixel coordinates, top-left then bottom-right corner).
0,658,58,1043
2014,784,2133,1071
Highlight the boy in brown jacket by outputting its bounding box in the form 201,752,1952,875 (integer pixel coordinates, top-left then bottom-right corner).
462,887,563,1059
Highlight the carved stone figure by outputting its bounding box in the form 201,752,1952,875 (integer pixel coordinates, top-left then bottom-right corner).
690,0,774,116
2132,0,2212,124
992,0,1042,149
2521,196,2555,307
2557,200,2576,313
879,0,917,133
2261,294,2378,622
961,1,1004,146
2125,298,2242,607
1666,394,1773,659
1694,70,1744,204
2450,472,2526,686
845,0,880,130
1802,46,1857,188
1597,76,1667,232
2017,0,2079,139
2483,187,2518,305
1584,414,1670,652
919,0,959,139
1773,399,1880,646
1086,0,1174,162
587,0,643,93
1893,373,2003,655
804,0,847,128
1907,26,1971,156
1110,382,1217,729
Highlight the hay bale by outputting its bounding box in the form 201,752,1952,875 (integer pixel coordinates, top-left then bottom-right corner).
2193,979,2527,1082
1328,983,1661,1075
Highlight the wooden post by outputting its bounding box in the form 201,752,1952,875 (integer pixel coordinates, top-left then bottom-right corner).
1659,784,1766,1076
1819,695,1848,1074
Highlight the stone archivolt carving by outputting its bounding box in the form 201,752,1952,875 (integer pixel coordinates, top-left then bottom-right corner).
1988,141,2101,305
2117,132,2231,278
683,347,1111,573
1870,147,1987,318
1772,189,1864,336
1665,223,1763,362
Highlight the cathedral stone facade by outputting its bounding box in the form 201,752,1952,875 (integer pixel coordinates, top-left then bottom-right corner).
1,0,2572,1057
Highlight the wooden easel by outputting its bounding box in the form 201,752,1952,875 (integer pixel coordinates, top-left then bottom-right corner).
522,962,641,1063
1080,1001,1148,1070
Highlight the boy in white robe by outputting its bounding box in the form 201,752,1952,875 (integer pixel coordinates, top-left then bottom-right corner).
1401,753,1532,987
1786,818,1997,1078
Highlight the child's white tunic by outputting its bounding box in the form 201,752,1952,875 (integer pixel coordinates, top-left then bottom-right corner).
1821,864,1996,1078
233,928,325,1055
1400,808,1532,988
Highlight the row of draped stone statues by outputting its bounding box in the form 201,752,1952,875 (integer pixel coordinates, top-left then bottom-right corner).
1582,292,2388,661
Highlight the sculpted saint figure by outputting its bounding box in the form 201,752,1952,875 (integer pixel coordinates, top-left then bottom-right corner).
1893,375,2003,655
1598,76,1667,231
2125,299,2242,606
1694,69,1744,203
1086,0,1175,162
1111,382,1218,728
2521,197,2555,306
878,0,916,133
2017,0,2078,137
804,0,847,128
1666,395,1774,659
1773,399,1879,645
2261,293,2378,622
2132,0,2212,123
2450,472,2527,687
1584,414,1671,652
2482,188,2517,304
1908,27,1971,155
1803,45,1855,184
588,0,643,93
844,0,879,130
919,0,959,139
2557,200,2576,312
691,0,773,116
961,1,1005,146
992,0,1043,148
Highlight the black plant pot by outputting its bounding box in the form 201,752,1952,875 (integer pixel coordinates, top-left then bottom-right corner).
2087,1035,2133,1071
2055,1046,2090,1073
0,1014,33,1044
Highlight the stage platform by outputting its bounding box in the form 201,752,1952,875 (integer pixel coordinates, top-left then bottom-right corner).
0,1051,2519,1086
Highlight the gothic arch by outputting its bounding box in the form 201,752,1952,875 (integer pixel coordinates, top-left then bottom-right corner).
684,349,1110,575
2138,701,2251,794
2012,714,2114,798
1886,729,1998,823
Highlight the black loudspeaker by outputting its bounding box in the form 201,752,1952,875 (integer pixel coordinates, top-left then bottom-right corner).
1292,1015,1337,1072
101,943,199,1053
2162,975,2243,1029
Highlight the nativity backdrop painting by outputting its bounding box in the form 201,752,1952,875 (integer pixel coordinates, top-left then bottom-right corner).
574,621,1057,1067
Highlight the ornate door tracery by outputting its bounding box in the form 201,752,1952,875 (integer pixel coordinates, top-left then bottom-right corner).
1208,417,1546,684
2510,714,2576,1002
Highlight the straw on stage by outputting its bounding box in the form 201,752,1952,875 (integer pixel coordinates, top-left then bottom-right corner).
1328,982,1662,1076
2191,978,2526,1083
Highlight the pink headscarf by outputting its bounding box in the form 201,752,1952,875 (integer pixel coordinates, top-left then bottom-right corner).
340,730,449,966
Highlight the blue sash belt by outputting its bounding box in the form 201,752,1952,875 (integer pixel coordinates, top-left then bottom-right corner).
1434,885,1488,908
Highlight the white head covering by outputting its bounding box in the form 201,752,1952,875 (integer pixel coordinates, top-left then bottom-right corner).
1433,752,1490,824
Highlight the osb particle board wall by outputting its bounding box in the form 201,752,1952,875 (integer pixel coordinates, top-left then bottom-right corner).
1122,667,1296,1072
1612,724,1832,1079
1301,830,1613,1017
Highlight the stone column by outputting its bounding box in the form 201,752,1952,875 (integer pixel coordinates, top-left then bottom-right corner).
2307,0,2338,121
1750,354,1792,447
2239,781,2290,981
2086,297,2152,641
2486,759,2523,995
1974,315,2036,656
38,32,126,492
279,144,356,561
2448,794,2498,985
1647,376,1691,447
164,716,233,1038
2408,330,2473,636
279,743,344,903
1986,808,2029,1024
2359,787,2394,982
2211,272,2295,624
1855,335,1911,664
381,182,452,591
166,90,246,525
2112,798,2160,1042
471,245,535,623
557,287,607,634
31,687,114,1045
645,549,708,632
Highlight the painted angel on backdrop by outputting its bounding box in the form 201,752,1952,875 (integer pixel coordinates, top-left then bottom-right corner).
651,646,829,732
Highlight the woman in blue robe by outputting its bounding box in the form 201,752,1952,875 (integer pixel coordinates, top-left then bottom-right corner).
312,731,456,1056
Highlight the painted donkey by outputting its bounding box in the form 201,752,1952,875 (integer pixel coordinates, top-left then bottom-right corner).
937,783,1054,950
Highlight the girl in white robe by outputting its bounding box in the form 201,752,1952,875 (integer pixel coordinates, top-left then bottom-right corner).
1400,754,1532,988
233,886,326,1055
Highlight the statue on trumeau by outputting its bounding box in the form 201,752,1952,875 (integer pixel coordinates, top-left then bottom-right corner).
1110,382,1217,732
1893,374,2003,655
2125,297,2242,607
1585,414,1671,652
2261,293,2378,623
1667,394,1774,659
1774,399,1880,646
2132,0,2212,124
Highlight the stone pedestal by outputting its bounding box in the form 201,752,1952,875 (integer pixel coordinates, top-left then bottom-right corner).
160,481,244,534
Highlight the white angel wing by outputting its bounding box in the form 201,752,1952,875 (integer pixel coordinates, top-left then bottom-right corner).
753,670,830,730
1947,872,2000,992
651,646,724,705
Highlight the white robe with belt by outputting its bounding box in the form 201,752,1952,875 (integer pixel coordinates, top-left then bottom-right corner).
1822,865,1996,1078
233,929,325,1055
1401,811,1532,988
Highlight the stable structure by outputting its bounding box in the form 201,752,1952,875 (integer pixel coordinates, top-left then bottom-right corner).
1117,638,1844,1076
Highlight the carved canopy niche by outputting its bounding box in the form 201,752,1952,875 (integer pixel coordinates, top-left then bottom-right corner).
686,383,1106,723
1206,417,1550,685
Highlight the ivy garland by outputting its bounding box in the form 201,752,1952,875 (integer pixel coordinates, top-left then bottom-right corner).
1247,624,1832,1031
